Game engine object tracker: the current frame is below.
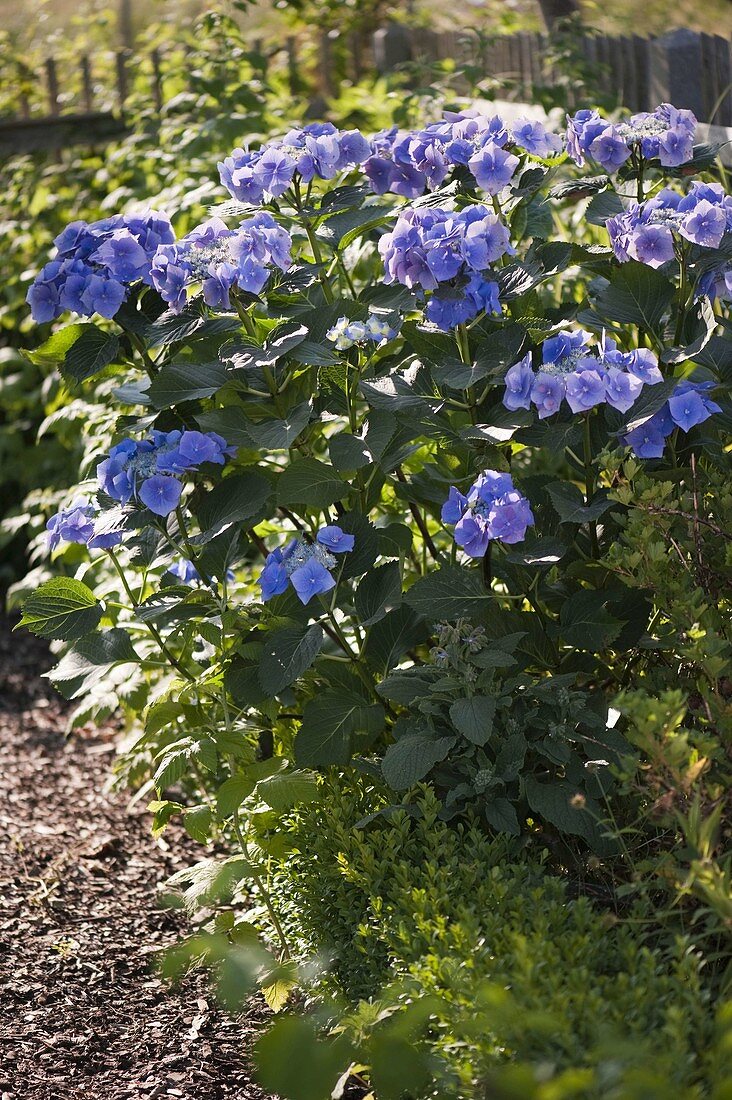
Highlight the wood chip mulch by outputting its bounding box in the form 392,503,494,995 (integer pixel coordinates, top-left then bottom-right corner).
0,619,271,1100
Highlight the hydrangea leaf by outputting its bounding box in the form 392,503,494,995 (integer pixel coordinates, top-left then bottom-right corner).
277,457,348,509
354,561,402,627
294,692,385,766
19,577,103,641
405,565,492,622
258,624,324,696
559,590,623,651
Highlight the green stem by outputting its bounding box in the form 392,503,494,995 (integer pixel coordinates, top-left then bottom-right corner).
583,413,600,559
232,808,291,961
106,549,194,681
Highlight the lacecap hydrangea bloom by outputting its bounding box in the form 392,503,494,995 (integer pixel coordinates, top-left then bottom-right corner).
326,310,398,350
218,122,371,205
150,214,291,313
566,103,697,172
259,525,355,605
46,496,123,552
379,204,512,330
364,109,561,199
442,470,534,558
503,330,663,418
607,182,732,269
622,380,721,458
27,210,174,323
97,430,236,517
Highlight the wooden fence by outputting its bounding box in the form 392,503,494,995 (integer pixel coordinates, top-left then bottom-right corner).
0,25,730,158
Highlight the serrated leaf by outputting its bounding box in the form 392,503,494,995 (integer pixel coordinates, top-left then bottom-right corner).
547,483,616,524
590,263,674,333
449,695,496,745
294,692,385,766
404,566,491,622
148,361,228,407
354,561,402,627
259,624,324,696
560,589,622,650
381,731,456,790
196,471,272,537
363,606,425,672
26,322,120,384
256,770,319,812
217,774,257,818
184,805,213,843
276,458,347,509
19,578,102,641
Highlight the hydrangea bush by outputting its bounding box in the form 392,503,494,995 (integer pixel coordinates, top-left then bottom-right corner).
18,99,732,1094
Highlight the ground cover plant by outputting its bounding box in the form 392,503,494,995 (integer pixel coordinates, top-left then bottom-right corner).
13,86,732,1098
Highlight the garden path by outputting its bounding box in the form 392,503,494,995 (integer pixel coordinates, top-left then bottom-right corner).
0,620,269,1100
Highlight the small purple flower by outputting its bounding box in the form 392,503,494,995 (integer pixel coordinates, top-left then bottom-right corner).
604,367,644,413
565,368,606,414
138,475,183,517
658,126,694,167
486,491,535,544
589,129,631,172
679,200,727,249
441,486,469,525
259,559,289,601
468,141,519,194
623,418,668,458
632,224,676,269
316,526,355,553
46,499,95,550
443,469,533,558
80,275,126,319
290,557,336,605
503,355,534,411
454,514,491,558
531,373,566,419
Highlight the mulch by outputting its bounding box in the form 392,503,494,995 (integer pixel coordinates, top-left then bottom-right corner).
0,619,270,1100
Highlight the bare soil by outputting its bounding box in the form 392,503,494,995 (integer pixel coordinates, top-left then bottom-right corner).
0,619,269,1100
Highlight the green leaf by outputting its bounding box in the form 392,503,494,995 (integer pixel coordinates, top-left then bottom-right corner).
243,403,312,450
277,458,347,509
196,471,272,537
584,188,624,226
184,805,213,843
26,322,120,384
329,432,372,472
256,770,319,812
148,361,228,407
547,483,616,524
19,578,102,641
294,692,385,766
449,695,496,745
354,561,402,626
217,774,257,818
259,624,324,696
255,1016,353,1100
363,606,425,672
483,797,520,835
381,731,456,790
405,565,491,622
560,589,622,650
615,379,677,435
591,263,674,334
525,776,604,845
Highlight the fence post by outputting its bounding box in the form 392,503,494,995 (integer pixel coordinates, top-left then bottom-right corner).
45,58,60,115
649,28,705,119
286,37,300,97
116,50,129,112
80,56,93,112
373,23,412,74
631,36,650,111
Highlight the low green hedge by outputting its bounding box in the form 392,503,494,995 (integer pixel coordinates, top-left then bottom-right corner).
279,781,725,1097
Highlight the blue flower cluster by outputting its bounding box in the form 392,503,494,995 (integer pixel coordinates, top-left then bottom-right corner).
97,430,236,517
441,470,534,557
379,204,511,330
47,496,122,552
608,184,732,270
150,214,291,313
364,109,561,199
607,183,732,269
566,103,697,172
259,525,355,605
218,123,371,204
326,310,398,350
503,331,663,418
699,263,732,303
27,211,174,323
622,380,721,458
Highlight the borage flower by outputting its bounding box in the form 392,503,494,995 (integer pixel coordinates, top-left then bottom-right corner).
442,470,534,558
258,526,355,606
503,331,662,419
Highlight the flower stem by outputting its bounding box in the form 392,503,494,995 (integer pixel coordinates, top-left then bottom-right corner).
583,413,600,558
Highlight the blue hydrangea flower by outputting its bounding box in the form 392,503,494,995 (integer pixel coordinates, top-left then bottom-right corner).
379,204,511,331
441,470,534,558
326,311,399,350
567,103,697,171
166,558,235,586
503,331,663,420
607,182,732,269
622,380,721,457
97,430,236,517
150,213,291,314
258,527,354,606
27,211,174,323
219,124,371,205
46,497,123,552
362,110,560,199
